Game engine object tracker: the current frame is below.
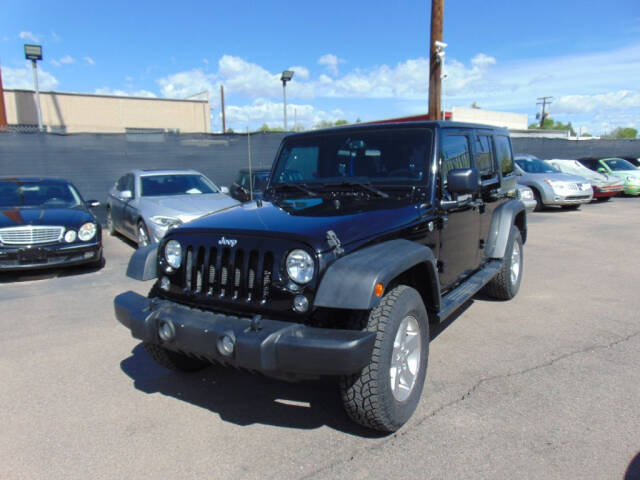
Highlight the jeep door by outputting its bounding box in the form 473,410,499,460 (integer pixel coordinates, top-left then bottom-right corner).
437,129,482,288
474,131,516,249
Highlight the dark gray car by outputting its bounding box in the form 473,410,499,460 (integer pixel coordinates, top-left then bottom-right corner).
106,169,238,246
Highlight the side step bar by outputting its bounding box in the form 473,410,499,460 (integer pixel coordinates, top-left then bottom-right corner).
436,260,503,322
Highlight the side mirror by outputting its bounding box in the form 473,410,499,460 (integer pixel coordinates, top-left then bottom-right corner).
219,186,230,195
597,167,607,174
447,168,479,195
121,190,133,200
86,200,100,208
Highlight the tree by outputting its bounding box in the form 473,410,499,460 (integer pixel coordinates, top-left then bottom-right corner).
259,123,284,133
528,118,576,136
602,127,638,139
581,132,592,138
334,119,349,126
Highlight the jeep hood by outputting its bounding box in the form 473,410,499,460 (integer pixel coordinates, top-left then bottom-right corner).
176,197,420,252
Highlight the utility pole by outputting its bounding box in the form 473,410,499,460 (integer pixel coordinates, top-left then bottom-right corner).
220,85,226,133
428,0,444,120
0,62,8,131
537,96,553,128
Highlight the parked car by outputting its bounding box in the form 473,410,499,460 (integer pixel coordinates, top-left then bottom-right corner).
106,169,239,247
578,158,640,196
116,121,527,432
229,168,271,202
0,177,102,271
515,184,537,211
546,159,624,201
514,154,593,210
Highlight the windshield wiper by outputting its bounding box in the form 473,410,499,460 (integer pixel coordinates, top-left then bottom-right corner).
323,181,389,198
269,183,318,196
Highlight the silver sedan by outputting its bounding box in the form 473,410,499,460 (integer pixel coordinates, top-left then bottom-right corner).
514,155,593,211
106,169,239,247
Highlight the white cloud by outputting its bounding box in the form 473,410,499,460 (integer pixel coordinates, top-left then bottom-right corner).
318,54,345,76
51,31,61,42
94,87,157,98
2,62,59,90
2,35,8,42
288,66,310,80
202,58,209,65
553,90,640,114
83,56,95,66
60,55,75,65
224,99,344,130
51,59,61,67
19,31,39,43
157,68,215,99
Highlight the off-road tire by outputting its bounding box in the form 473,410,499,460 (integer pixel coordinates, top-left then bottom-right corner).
339,285,429,432
484,226,523,300
143,342,210,372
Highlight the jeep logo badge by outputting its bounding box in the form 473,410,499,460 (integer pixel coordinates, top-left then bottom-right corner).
218,237,238,248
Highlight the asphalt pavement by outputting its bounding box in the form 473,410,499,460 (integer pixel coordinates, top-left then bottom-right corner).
1,198,639,480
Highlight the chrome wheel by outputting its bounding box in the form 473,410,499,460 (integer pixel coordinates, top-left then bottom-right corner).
137,222,150,247
510,241,521,285
390,315,421,402
106,209,114,234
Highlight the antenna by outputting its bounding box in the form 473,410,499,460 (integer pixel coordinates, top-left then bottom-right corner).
247,127,253,201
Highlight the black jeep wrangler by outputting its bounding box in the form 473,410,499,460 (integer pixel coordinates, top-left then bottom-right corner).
115,121,526,432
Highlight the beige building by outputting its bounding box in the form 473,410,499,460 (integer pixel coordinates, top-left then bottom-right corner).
3,89,210,133
450,106,528,130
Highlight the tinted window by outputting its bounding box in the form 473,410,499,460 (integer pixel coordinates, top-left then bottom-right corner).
476,134,496,178
116,175,128,191
253,172,270,191
441,134,471,186
604,158,636,171
495,136,514,175
124,174,135,194
272,129,431,185
140,174,217,197
0,181,82,208
515,158,557,174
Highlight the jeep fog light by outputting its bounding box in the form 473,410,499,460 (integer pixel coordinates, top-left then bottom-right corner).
293,294,309,313
218,335,235,356
158,319,176,342
160,276,171,291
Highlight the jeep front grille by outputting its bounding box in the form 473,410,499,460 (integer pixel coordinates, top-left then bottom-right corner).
182,245,274,304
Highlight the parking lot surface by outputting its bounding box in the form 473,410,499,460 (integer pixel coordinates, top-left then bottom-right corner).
1,198,639,480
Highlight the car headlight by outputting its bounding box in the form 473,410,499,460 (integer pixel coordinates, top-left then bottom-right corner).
78,222,96,241
286,249,314,284
64,230,77,243
165,240,183,269
150,216,182,229
520,189,534,200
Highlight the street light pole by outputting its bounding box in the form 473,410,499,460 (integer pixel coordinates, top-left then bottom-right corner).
31,60,43,132
24,44,44,132
280,70,294,131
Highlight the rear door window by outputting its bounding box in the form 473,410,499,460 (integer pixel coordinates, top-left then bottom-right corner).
441,134,472,189
495,136,514,176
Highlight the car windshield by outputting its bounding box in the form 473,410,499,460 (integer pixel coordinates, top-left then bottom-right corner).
0,181,82,209
270,128,432,189
515,158,558,174
140,174,217,197
603,158,636,171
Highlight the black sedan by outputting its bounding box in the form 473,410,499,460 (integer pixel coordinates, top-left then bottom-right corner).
0,177,103,271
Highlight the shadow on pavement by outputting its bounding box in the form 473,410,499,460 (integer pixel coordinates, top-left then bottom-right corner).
0,257,105,283
120,343,387,438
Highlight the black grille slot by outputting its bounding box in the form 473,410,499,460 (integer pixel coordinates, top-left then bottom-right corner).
181,243,273,304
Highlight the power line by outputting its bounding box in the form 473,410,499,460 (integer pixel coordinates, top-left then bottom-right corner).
536,96,553,128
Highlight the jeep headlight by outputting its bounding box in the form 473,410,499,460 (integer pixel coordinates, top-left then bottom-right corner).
286,249,314,284
78,222,96,241
165,240,183,269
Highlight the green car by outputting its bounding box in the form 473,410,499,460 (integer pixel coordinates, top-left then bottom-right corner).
578,158,640,195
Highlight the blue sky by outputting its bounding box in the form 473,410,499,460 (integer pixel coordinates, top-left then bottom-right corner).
1,0,639,134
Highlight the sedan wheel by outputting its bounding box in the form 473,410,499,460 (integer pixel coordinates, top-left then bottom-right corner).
137,221,150,247
106,208,115,235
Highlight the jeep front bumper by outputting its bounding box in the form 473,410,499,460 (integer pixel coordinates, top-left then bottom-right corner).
115,291,376,378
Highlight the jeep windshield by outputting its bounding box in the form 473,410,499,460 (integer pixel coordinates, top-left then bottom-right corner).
270,128,432,196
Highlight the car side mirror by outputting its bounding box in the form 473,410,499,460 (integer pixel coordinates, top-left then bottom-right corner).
447,168,479,195
86,200,100,208
121,190,133,200
219,186,230,195
597,167,607,174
